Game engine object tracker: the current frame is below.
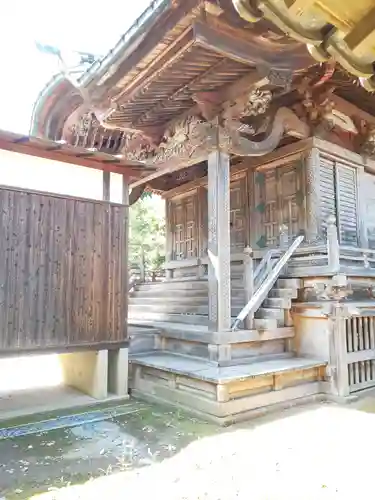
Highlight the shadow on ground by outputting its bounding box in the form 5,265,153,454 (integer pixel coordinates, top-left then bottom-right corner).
3,395,375,499
0,400,218,499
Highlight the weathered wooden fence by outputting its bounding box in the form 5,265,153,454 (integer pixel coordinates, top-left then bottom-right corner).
0,185,127,354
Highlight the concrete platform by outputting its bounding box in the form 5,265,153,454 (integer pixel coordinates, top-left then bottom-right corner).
0,386,97,422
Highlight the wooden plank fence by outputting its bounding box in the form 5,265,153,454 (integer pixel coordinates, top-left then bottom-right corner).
0,185,127,353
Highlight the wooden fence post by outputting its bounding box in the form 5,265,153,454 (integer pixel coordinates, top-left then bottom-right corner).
243,246,254,330
327,215,340,272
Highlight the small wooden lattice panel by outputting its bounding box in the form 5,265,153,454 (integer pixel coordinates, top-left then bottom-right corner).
346,317,375,392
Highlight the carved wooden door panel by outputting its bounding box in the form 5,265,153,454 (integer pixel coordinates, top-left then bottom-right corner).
280,165,299,238
254,162,301,248
230,180,246,252
171,194,197,260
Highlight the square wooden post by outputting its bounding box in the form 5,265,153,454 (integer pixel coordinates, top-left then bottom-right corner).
207,150,231,331
122,175,129,342
103,171,110,201
304,147,320,242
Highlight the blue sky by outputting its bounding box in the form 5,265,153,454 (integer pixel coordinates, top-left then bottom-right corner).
0,0,152,134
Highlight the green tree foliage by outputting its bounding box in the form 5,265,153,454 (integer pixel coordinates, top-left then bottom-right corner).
129,194,165,272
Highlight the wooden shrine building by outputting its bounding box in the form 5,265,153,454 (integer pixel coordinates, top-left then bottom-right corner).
0,129,153,402
31,0,375,423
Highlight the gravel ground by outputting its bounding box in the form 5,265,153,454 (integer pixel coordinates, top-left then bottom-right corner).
30,400,375,500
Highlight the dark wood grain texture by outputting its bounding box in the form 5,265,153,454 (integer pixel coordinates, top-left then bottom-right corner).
0,187,127,353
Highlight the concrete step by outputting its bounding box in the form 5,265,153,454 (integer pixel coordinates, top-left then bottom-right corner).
268,288,298,299
263,297,291,309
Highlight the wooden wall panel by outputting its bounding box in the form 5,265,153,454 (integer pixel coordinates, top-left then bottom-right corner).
0,186,127,353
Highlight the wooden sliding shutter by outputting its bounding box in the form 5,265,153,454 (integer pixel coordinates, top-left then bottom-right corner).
336,164,358,246
319,157,359,246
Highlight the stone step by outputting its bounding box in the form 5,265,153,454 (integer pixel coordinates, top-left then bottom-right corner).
253,318,278,330
136,280,208,292
268,288,298,299
129,311,211,325
129,304,243,316
129,296,207,306
255,308,285,326
130,351,326,383
276,278,302,290
263,297,291,309
130,296,245,308
132,288,209,298
128,326,158,355
129,351,326,424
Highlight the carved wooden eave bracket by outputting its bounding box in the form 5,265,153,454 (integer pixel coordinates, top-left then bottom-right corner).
221,107,310,156
354,121,375,159
122,107,310,168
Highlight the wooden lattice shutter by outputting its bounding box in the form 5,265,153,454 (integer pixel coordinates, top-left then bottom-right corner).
336,163,358,246
319,158,336,236
319,158,359,245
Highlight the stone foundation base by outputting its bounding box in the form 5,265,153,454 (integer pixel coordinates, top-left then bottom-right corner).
59,348,129,400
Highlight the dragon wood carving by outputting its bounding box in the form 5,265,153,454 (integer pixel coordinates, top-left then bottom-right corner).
121,107,310,164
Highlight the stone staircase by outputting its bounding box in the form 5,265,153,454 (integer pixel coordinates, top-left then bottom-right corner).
128,277,327,424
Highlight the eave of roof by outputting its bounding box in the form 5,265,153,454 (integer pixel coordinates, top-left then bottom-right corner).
79,0,171,90
0,129,155,180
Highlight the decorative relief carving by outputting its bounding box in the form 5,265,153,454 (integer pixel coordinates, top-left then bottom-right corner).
120,104,309,165
258,67,293,90
221,107,310,157
153,116,210,164
355,122,375,159
240,89,272,117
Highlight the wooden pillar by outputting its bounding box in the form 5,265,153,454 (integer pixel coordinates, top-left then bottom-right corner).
103,171,110,201
207,150,231,331
304,148,321,242
165,200,174,280
327,215,340,272
122,175,129,341
198,186,208,257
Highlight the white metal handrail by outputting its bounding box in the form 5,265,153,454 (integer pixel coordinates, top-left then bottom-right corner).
232,235,304,330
